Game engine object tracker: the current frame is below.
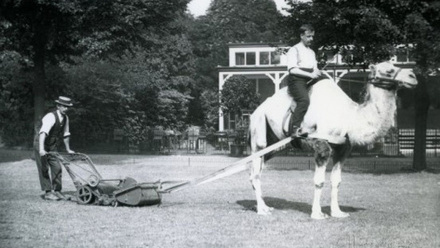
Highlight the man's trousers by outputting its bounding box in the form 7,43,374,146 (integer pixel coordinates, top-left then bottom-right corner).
34,149,62,192
287,75,311,129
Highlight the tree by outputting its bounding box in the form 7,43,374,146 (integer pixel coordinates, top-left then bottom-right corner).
283,0,440,170
196,0,281,80
220,76,261,115
120,18,196,127
0,0,189,135
0,51,34,146
200,89,220,129
187,0,282,128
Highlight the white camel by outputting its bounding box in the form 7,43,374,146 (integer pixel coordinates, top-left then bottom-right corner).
248,61,417,219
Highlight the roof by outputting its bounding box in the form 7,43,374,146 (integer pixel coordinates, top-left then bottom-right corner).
227,42,286,48
217,65,287,72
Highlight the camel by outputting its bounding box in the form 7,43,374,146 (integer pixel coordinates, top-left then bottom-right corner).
248,61,417,219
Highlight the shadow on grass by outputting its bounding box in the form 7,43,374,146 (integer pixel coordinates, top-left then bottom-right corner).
39,190,78,202
237,197,366,215
0,148,33,163
365,167,440,175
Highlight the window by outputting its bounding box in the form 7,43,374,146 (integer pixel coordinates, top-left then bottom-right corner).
235,52,256,66
270,51,280,65
260,52,270,65
396,51,407,62
246,52,256,65
396,47,415,63
228,113,236,130
322,51,335,63
260,51,280,65
236,52,245,65
408,49,415,62
236,50,284,66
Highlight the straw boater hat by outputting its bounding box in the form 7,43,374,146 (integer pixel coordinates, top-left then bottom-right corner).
55,96,73,107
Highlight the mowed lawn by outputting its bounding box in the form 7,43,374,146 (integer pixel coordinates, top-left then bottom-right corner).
0,154,439,248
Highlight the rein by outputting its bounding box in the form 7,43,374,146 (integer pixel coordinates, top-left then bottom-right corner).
333,67,403,90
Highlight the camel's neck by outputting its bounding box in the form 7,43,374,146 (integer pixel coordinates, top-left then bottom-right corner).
347,84,397,145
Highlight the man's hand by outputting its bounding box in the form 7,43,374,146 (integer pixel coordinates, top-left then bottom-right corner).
39,150,47,157
311,69,322,79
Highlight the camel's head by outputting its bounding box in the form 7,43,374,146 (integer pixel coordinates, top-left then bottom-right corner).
369,62,418,90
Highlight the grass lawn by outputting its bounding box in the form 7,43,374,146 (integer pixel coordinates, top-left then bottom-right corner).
1,153,439,248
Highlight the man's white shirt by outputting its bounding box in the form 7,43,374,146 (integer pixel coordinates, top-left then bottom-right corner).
286,42,317,71
39,110,70,137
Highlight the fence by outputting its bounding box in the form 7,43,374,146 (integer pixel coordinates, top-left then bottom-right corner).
280,129,440,158
398,129,440,157
265,156,440,172
83,154,439,173
18,127,438,158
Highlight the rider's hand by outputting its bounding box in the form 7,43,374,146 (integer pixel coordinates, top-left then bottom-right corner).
39,150,47,157
311,69,322,79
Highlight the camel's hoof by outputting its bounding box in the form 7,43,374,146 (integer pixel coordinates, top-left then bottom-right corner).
331,211,350,218
311,212,329,220
257,206,274,215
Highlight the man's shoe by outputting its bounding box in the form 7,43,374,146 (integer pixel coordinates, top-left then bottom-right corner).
54,191,68,201
44,192,60,201
291,127,308,138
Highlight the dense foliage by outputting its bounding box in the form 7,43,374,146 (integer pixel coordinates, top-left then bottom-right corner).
1,0,281,149
0,0,193,148
282,0,440,69
220,76,261,115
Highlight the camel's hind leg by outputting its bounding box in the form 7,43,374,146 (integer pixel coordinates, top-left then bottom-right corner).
311,139,332,220
250,156,273,215
330,142,352,218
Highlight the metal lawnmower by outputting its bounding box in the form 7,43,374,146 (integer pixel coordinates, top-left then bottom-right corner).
49,152,164,207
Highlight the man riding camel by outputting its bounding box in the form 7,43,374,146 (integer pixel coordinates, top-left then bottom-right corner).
286,24,326,138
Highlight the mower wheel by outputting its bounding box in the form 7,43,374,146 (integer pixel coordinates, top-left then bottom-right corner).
76,186,94,204
87,175,100,187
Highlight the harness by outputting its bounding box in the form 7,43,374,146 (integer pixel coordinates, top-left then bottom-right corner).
368,66,403,90
328,65,403,90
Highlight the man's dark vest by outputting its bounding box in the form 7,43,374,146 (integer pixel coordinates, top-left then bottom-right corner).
34,111,67,152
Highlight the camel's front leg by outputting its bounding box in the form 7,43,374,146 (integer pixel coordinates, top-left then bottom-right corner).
330,162,349,218
311,139,332,219
311,164,329,219
250,157,273,215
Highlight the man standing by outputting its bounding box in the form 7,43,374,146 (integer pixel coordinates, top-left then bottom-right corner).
286,24,325,137
34,96,75,201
